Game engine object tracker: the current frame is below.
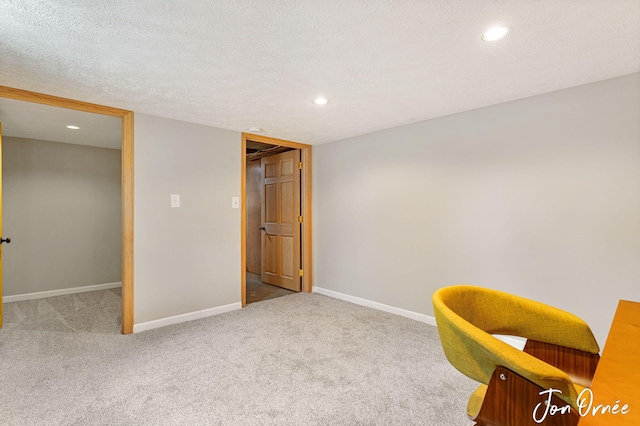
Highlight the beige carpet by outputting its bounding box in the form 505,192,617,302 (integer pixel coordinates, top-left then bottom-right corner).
0,288,476,425
1,287,122,334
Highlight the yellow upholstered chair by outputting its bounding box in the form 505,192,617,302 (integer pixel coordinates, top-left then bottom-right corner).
432,285,600,426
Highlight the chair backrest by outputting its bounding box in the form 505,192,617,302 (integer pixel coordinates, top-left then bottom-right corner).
432,285,599,408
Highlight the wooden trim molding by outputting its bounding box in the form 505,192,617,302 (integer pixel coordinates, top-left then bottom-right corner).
241,136,247,307
242,133,309,150
121,111,134,334
0,85,135,334
241,133,313,306
301,146,313,293
0,86,130,117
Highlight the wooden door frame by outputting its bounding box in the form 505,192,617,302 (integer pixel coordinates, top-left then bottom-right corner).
241,133,312,307
0,86,135,334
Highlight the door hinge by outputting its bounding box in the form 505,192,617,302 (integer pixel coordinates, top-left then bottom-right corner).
298,216,303,223
298,269,304,277
298,162,303,170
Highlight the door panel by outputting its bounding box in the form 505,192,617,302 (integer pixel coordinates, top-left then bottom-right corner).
280,158,294,176
280,181,294,223
260,150,301,292
280,236,294,279
264,184,277,223
265,162,277,178
264,234,278,276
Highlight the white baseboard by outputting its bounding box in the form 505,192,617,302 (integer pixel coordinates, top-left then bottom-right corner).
2,282,122,303
133,302,242,333
312,286,528,350
313,286,437,327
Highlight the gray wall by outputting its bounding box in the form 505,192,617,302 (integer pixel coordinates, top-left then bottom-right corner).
313,73,640,347
134,114,241,324
2,137,122,296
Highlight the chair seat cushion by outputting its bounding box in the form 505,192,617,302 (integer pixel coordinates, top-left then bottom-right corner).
467,384,487,419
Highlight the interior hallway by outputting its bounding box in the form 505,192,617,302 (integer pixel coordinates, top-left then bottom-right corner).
246,272,295,305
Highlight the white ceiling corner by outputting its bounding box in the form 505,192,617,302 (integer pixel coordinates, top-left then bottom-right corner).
0,0,639,145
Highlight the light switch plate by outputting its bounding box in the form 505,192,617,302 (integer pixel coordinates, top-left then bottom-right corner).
232,197,240,209
171,194,180,208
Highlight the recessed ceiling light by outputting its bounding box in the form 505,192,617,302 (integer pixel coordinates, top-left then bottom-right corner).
314,97,328,106
66,125,80,130
481,26,510,41
247,127,264,133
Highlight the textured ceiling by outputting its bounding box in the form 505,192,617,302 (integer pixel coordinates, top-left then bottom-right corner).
0,97,121,149
1,0,639,145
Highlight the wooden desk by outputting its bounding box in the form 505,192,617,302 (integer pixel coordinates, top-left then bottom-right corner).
578,300,640,425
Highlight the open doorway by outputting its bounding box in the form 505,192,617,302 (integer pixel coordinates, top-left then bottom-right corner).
0,86,134,334
0,98,122,332
246,145,299,304
241,134,313,307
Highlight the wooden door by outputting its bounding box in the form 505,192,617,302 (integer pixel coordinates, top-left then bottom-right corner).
260,150,301,292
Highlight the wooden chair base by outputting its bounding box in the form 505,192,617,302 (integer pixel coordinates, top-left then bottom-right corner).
523,340,599,388
472,367,579,426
